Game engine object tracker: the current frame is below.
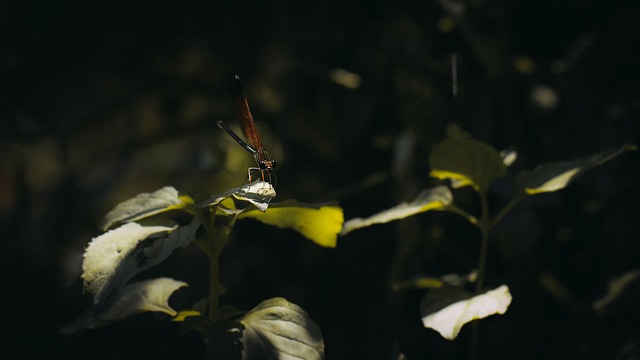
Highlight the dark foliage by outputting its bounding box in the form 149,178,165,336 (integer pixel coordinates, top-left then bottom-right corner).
1,0,638,359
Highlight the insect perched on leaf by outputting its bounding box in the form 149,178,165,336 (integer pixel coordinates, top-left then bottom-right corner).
217,75,277,187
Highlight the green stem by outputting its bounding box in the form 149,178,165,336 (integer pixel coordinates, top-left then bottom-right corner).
475,191,491,294
471,191,491,360
208,249,220,322
196,205,222,323
206,211,238,323
488,193,525,231
471,322,479,360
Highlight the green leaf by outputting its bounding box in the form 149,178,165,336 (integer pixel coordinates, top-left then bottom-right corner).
239,297,324,360
341,186,471,236
239,200,344,248
204,298,324,359
429,138,507,192
82,219,200,304
101,186,195,231
62,277,187,333
421,284,512,340
518,144,636,195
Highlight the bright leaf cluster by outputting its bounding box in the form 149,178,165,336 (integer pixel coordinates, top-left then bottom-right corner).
66,182,343,360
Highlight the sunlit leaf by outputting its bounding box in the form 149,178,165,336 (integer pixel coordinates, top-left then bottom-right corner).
82,219,200,303
240,297,324,360
421,284,512,340
62,278,187,333
83,223,173,302
593,269,640,312
239,201,343,248
429,138,507,192
341,186,469,236
519,144,636,195
101,186,195,231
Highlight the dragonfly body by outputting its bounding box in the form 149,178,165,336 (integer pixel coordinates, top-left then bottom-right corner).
217,75,277,185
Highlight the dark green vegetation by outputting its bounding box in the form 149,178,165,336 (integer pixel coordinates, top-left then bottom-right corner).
2,1,639,359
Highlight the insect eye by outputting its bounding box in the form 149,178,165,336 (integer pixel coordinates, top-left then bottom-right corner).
259,162,267,170
270,161,276,169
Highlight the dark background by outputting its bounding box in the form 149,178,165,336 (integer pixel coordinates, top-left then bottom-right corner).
1,1,639,359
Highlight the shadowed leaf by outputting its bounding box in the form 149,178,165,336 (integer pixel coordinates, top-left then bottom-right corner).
62,278,187,333
429,138,507,192
518,144,636,195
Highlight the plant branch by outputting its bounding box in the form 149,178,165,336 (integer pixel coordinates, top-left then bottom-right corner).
475,191,491,293
489,193,526,231
206,209,239,323
471,190,491,360
208,248,220,322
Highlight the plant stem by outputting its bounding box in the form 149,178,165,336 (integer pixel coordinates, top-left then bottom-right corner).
205,212,237,323
208,250,220,322
471,322,479,360
471,191,491,360
475,191,491,294
488,193,525,231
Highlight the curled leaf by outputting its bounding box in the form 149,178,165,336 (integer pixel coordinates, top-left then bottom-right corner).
240,200,344,248
421,284,512,340
233,181,277,212
341,186,462,236
62,278,187,333
519,144,636,195
102,186,194,231
429,138,507,192
198,181,276,213
82,219,200,303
